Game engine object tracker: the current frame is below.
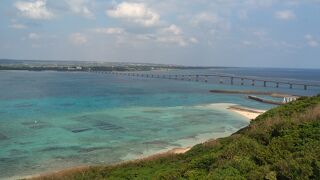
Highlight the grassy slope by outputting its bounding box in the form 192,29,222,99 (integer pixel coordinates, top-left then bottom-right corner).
36,96,320,180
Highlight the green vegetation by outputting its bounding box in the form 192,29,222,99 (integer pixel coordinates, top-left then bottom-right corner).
36,95,320,180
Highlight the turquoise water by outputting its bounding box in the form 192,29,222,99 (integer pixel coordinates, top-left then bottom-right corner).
0,70,319,179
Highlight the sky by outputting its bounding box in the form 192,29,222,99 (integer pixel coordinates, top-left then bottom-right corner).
0,0,319,68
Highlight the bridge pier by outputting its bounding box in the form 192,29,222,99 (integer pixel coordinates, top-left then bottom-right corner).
93,72,317,91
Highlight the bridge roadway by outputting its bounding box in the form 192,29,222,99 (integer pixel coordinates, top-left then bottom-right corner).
91,71,320,91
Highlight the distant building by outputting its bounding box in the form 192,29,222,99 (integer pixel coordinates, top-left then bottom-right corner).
67,66,82,71
283,96,298,103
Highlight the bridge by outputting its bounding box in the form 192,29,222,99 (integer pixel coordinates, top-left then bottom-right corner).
91,71,320,91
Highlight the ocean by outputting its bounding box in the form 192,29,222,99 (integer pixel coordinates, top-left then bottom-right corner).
0,68,319,179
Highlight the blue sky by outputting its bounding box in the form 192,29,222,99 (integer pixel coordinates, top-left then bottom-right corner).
0,0,319,68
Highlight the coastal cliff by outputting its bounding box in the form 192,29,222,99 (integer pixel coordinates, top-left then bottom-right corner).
33,95,320,180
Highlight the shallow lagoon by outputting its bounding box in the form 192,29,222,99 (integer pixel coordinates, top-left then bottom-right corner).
0,70,318,178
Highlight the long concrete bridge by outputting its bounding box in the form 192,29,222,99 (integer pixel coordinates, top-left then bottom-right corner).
91,71,320,91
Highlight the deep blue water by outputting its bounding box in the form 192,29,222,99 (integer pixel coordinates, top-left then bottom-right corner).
0,68,319,179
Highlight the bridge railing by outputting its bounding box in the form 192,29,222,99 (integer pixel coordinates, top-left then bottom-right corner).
90,71,320,91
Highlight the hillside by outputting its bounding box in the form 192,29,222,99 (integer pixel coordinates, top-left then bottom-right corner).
34,95,320,180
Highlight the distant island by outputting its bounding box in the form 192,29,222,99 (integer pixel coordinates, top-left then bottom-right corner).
0,59,223,72
31,95,320,179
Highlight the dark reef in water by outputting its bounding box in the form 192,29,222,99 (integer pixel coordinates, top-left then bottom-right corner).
0,133,8,140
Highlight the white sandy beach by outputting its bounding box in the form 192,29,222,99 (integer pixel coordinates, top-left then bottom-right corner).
227,106,266,120
196,103,266,121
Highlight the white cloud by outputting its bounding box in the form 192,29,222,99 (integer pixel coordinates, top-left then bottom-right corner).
107,2,160,27
65,0,94,18
189,37,199,44
242,40,254,46
191,12,220,25
274,10,295,20
9,23,27,29
69,33,88,45
156,35,188,47
93,27,125,35
305,34,312,40
15,0,54,20
191,12,230,33
244,0,277,8
161,24,182,35
308,41,319,47
253,30,268,38
305,34,319,47
104,24,197,47
155,25,197,46
28,33,40,40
